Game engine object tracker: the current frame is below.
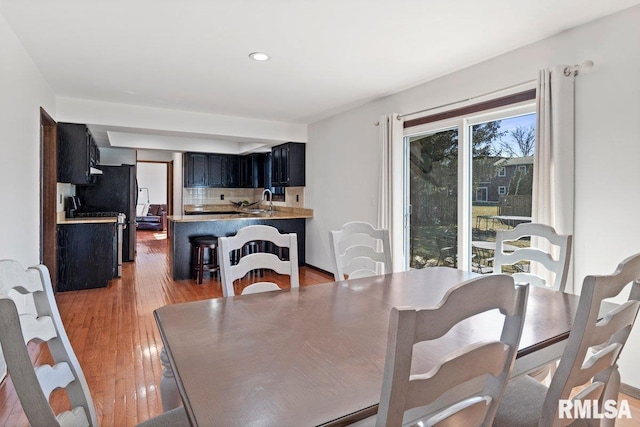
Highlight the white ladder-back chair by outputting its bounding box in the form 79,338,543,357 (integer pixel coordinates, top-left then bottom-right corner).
494,223,572,383
494,252,640,427
0,260,188,427
329,221,392,281
374,274,529,427
162,227,300,410
217,225,299,297
0,261,96,427
494,223,572,292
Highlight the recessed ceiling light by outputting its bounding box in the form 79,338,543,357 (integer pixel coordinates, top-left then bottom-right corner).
249,52,270,62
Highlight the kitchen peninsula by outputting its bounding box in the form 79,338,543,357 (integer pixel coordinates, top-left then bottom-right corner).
168,205,313,280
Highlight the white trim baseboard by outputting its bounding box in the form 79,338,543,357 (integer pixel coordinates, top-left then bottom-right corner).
621,382,640,399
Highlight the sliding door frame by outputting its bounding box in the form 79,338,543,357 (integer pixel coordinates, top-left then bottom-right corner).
403,100,536,271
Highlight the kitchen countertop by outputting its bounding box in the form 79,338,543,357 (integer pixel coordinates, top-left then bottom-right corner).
170,205,313,222
57,217,118,225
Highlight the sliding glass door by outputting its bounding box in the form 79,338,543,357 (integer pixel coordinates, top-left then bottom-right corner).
407,127,458,269
405,104,536,272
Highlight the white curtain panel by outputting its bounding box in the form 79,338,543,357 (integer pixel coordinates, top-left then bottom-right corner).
377,113,405,272
532,65,575,292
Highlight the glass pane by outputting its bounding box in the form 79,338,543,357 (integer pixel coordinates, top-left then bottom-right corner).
408,128,458,269
471,113,536,274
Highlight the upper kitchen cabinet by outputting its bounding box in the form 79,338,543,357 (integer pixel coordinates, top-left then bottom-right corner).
207,154,224,187
240,153,266,188
224,155,240,187
183,152,209,187
208,154,240,188
57,123,100,185
184,152,266,188
271,142,305,187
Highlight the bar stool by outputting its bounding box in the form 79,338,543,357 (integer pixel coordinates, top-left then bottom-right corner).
191,236,219,284
235,241,264,277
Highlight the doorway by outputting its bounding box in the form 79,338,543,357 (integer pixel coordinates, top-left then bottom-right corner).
40,108,57,284
136,161,173,213
404,106,536,272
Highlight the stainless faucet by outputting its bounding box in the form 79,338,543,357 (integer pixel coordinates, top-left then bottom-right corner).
262,189,273,212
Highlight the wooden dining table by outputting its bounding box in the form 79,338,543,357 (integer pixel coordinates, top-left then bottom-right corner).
154,267,582,426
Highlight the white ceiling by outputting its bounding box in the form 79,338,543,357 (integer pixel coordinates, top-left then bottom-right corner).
2,0,640,143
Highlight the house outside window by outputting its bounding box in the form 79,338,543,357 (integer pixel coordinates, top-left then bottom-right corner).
498,167,506,177
498,186,506,195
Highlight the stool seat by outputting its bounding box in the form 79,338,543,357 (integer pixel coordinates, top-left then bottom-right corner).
193,236,218,245
191,236,219,284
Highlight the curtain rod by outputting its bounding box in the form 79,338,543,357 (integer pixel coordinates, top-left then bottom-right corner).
397,79,536,120
394,59,594,121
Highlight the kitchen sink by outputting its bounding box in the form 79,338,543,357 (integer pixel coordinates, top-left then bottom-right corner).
185,210,239,215
185,208,273,216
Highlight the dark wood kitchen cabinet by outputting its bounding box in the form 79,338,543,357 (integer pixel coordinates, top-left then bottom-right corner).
240,153,266,188
184,152,265,188
183,153,208,187
207,154,240,188
207,154,224,187
57,122,100,185
57,223,116,292
271,142,305,187
224,155,241,187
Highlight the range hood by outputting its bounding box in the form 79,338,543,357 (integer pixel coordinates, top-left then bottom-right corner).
90,166,103,175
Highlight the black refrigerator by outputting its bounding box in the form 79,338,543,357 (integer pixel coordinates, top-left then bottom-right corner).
77,164,137,261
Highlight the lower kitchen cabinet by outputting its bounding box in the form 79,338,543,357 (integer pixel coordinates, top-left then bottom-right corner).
57,223,116,291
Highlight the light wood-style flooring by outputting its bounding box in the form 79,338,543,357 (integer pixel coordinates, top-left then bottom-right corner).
0,229,639,425
0,230,333,426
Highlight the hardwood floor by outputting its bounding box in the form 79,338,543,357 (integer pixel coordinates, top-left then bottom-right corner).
1,229,639,425
0,230,333,426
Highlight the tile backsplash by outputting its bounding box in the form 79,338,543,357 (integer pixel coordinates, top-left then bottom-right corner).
56,183,75,213
183,187,305,208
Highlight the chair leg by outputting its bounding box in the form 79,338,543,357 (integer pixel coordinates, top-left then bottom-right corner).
208,245,219,278
197,246,205,285
160,347,181,412
600,367,621,427
257,241,264,277
191,245,197,280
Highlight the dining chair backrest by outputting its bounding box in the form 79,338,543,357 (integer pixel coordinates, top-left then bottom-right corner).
217,225,299,297
329,221,392,281
540,252,640,426
376,274,529,427
0,260,190,427
494,222,572,292
0,259,98,427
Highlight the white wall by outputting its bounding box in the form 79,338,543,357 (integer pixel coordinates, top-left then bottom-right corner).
0,11,56,381
137,162,167,205
306,6,640,386
137,149,175,162
172,152,183,215
56,97,308,144
0,13,56,266
99,147,137,166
